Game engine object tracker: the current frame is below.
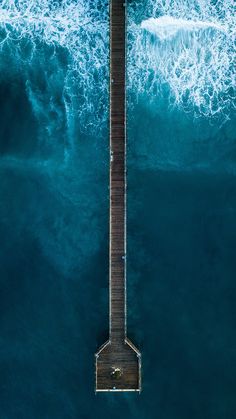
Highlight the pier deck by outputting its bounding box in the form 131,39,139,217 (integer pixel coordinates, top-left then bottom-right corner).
95,0,141,392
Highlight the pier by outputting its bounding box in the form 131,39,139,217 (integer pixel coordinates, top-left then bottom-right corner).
95,0,141,392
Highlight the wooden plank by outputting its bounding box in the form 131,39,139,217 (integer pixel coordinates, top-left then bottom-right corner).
95,0,141,392
109,0,126,343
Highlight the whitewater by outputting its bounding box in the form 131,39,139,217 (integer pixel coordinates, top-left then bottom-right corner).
0,0,235,127
129,0,235,122
0,0,109,143
141,16,226,40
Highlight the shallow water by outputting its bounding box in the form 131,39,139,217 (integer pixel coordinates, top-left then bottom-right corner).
0,0,236,417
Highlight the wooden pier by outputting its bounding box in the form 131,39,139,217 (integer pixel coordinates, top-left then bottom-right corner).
95,0,141,392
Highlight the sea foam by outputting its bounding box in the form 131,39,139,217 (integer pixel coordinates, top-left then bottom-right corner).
128,0,236,122
0,0,109,140
0,0,235,130
141,16,226,40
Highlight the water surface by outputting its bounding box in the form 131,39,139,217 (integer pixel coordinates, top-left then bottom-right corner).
0,0,235,417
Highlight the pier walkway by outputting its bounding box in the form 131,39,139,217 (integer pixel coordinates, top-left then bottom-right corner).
95,0,141,392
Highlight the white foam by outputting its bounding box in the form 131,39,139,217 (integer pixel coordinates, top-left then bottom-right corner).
0,0,235,126
128,0,236,122
141,16,226,40
0,0,109,136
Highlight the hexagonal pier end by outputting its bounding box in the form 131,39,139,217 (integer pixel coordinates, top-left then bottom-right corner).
95,339,141,392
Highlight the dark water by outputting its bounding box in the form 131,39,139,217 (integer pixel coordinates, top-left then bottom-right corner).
0,0,236,418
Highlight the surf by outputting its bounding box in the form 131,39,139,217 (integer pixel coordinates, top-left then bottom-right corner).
141,16,226,40
0,0,109,143
128,0,236,123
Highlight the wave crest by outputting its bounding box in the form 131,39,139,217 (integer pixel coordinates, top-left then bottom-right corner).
141,16,226,40
0,0,235,132
128,1,236,122
0,0,109,143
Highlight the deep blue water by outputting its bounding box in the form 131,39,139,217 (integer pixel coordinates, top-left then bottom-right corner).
0,0,236,418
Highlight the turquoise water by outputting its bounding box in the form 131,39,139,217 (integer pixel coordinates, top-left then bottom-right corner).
0,0,236,417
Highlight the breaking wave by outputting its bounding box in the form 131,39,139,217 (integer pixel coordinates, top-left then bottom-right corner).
128,0,236,122
0,0,235,135
0,0,109,145
141,16,226,40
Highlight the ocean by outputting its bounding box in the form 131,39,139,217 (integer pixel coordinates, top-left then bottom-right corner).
0,0,235,417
